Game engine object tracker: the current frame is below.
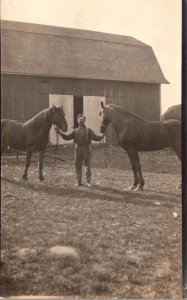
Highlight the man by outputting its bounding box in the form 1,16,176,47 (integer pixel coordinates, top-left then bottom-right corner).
55,114,104,187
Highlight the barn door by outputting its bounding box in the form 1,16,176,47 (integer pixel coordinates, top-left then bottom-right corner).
74,96,83,128
83,96,105,137
49,94,73,145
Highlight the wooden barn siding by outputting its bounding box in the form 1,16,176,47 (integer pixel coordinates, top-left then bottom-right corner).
1,74,160,126
1,75,47,122
105,85,160,144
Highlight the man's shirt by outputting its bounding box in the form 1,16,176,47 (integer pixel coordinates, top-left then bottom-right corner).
59,125,103,146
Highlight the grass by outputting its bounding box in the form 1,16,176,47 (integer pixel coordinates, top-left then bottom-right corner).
1,145,182,298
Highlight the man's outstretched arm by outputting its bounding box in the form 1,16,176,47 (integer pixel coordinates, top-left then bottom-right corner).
89,129,104,141
55,127,75,140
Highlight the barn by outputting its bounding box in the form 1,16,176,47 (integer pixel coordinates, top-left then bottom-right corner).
1,20,168,144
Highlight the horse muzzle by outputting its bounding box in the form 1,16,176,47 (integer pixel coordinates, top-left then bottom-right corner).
100,124,106,134
61,122,68,132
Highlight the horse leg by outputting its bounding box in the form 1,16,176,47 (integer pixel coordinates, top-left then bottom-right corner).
165,121,181,188
134,152,144,191
1,139,8,177
1,144,7,155
38,149,45,181
172,143,181,162
1,142,6,177
174,144,181,189
127,149,144,191
1,137,8,154
171,142,182,189
22,150,33,180
126,149,139,190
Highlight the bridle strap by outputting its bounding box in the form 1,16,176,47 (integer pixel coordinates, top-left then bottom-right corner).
103,138,110,163
99,135,110,166
54,125,60,167
100,107,112,128
100,108,112,165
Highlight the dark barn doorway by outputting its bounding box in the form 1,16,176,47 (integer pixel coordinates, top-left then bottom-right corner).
74,96,83,128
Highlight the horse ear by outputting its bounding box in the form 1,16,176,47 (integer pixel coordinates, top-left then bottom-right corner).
61,105,63,110
101,101,104,109
52,104,57,110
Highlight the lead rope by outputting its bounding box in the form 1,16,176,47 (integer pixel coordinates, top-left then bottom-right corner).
54,125,59,168
99,136,110,167
103,136,110,163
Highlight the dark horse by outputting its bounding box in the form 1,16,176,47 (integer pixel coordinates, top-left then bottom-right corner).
100,102,181,191
1,105,68,181
161,104,181,121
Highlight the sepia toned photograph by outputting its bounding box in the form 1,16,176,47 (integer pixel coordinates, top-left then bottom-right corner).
1,0,183,298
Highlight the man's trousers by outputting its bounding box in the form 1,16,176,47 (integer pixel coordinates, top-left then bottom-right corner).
75,146,91,184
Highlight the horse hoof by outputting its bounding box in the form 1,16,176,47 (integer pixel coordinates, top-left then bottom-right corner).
129,185,137,191
39,176,45,181
134,185,144,192
22,175,28,181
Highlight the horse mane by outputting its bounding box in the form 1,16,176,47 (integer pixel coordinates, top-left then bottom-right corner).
106,104,144,121
23,107,52,128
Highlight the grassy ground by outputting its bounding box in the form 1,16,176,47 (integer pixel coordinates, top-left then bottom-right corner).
1,145,182,298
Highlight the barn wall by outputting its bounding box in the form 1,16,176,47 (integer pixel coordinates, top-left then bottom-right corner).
48,77,160,145
48,76,160,120
1,75,48,121
1,74,160,144
105,83,161,144
1,74,160,118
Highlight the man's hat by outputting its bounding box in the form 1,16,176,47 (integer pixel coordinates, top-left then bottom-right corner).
77,114,86,120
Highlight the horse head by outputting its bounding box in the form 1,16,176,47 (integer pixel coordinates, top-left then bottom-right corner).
52,105,68,132
99,101,111,134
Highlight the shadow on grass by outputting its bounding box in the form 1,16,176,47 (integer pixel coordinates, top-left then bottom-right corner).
2,148,181,175
2,176,180,208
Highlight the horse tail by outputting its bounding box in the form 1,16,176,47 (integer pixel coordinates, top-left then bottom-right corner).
163,119,181,161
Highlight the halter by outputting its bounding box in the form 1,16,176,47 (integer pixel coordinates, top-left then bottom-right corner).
99,137,110,166
54,125,60,166
99,108,111,166
100,107,112,130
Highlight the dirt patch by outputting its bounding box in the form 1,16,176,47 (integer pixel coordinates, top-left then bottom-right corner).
1,145,182,298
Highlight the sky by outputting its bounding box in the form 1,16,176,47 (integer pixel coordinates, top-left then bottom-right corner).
1,0,182,112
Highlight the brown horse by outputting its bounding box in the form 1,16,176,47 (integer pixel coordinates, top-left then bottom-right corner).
1,105,68,181
161,104,181,121
100,102,181,191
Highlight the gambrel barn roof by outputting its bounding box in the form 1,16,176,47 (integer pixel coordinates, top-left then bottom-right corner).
1,20,168,84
